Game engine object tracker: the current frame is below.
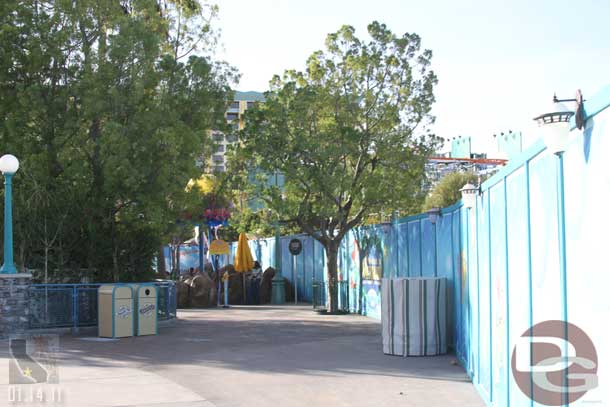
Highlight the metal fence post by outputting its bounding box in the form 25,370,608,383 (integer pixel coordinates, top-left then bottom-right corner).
72,286,79,334
165,285,170,319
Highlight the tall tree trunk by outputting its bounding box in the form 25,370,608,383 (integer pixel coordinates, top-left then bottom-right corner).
158,245,166,275
325,241,339,313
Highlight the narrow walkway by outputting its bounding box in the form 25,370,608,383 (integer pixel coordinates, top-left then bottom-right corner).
0,305,483,406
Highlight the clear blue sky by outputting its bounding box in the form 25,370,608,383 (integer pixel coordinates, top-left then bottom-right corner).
215,0,610,154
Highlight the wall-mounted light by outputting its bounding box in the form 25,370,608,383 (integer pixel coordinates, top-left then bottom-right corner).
427,207,441,224
460,183,479,210
533,92,583,155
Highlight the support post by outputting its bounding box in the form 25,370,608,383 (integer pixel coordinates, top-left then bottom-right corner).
198,224,204,274
271,220,285,304
1,174,17,274
557,153,569,406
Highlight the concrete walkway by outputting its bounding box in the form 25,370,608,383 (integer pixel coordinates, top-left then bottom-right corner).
0,305,483,407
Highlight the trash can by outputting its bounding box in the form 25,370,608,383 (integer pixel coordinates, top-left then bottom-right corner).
381,277,447,356
98,285,134,338
132,284,158,336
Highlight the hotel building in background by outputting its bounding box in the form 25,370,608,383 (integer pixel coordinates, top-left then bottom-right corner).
208,91,265,173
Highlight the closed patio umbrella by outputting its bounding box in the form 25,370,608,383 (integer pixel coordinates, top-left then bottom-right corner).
234,232,254,303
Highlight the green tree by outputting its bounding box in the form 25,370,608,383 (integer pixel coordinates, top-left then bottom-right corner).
422,172,479,211
231,22,440,312
0,0,236,281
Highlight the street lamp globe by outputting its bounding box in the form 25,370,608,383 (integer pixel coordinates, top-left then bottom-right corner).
534,101,573,155
0,154,19,174
460,183,478,210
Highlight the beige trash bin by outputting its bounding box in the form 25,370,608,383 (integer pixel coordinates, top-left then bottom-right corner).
98,285,134,338
133,284,158,336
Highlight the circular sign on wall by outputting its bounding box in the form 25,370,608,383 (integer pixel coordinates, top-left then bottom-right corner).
288,238,302,256
511,320,598,405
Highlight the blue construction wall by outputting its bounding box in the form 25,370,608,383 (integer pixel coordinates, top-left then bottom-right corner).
455,87,610,406
231,207,463,317
225,88,610,406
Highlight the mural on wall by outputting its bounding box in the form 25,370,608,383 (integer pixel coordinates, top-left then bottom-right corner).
361,234,384,280
163,244,200,273
350,227,386,317
362,280,381,319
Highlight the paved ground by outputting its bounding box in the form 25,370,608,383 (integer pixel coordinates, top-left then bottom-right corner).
0,305,483,407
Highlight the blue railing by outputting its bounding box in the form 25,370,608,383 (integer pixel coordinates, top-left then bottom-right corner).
28,281,176,330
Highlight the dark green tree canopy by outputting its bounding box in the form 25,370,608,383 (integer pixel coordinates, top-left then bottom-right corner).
231,22,441,311
0,0,236,281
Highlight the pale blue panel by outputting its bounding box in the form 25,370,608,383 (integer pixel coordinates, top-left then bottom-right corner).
437,213,453,281
281,236,293,283
468,200,479,378
489,182,509,406
396,222,409,276
407,221,422,276
452,209,464,355
421,219,436,277
437,212,454,345
564,107,610,406
384,223,397,278
506,166,532,407
477,192,492,398
343,231,353,310
313,239,326,283
529,152,562,335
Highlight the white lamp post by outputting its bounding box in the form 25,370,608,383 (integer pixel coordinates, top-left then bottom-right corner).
0,154,20,274
460,183,479,210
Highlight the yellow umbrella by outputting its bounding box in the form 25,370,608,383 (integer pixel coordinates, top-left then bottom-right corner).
234,232,254,272
234,232,254,304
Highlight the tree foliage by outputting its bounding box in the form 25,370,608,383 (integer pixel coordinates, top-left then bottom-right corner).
422,172,479,211
0,0,236,282
230,22,440,312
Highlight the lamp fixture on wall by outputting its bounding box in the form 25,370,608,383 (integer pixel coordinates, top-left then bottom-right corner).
533,90,584,155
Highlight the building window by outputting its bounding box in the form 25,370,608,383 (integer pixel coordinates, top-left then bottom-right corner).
212,133,224,142
213,155,224,163
247,101,255,109
226,134,238,143
230,101,240,109
226,112,239,121
213,165,225,173
216,145,225,153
